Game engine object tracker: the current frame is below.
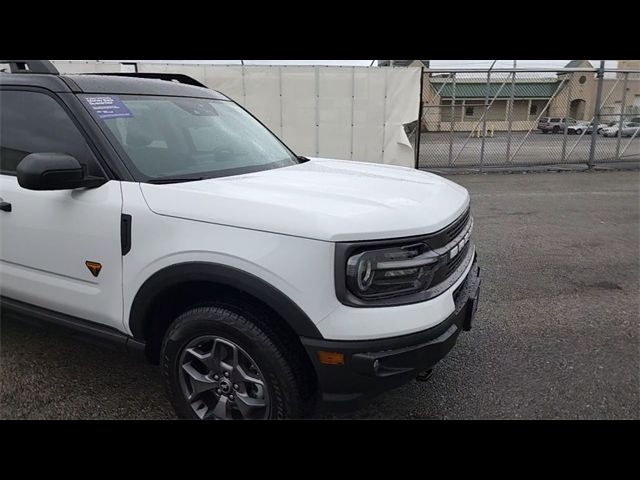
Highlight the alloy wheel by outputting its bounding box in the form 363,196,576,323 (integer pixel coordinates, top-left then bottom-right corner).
178,335,270,420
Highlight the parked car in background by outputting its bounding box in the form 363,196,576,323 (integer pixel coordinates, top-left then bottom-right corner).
601,122,640,137
567,122,608,135
602,123,621,137
537,117,576,134
621,122,640,137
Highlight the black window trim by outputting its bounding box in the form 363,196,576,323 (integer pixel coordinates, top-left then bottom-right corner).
0,86,111,180
58,91,134,181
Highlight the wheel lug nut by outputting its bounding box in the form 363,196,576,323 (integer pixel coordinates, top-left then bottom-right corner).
214,374,219,380
216,389,221,394
233,384,239,390
224,372,229,378
229,395,234,400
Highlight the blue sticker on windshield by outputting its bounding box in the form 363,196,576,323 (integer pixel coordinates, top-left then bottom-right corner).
84,96,133,119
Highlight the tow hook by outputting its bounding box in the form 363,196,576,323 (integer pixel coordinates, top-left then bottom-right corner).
416,369,434,382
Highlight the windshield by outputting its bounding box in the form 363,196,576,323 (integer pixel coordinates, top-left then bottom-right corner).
81,94,299,182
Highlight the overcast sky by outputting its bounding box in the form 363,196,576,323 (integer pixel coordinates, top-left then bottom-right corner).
120,60,620,69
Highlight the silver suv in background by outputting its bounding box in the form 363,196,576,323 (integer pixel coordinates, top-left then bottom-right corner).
537,117,577,134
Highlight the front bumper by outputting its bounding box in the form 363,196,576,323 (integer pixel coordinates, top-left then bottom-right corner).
302,256,481,411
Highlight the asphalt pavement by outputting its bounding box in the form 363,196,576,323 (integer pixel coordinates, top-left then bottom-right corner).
1,170,638,419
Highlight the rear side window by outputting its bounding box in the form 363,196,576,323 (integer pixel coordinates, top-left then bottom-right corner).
0,90,102,176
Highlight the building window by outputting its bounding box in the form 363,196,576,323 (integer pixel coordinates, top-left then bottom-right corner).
465,106,474,117
530,104,538,115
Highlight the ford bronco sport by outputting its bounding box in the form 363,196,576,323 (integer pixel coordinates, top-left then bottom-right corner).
0,60,481,420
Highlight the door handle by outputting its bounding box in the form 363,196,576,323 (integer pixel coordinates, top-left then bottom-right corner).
0,201,12,212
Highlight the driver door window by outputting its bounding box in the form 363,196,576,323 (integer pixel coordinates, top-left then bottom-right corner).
0,90,103,177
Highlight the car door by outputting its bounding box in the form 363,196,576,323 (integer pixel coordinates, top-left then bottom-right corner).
0,88,124,331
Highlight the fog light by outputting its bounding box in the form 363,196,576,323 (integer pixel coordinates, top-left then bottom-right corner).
317,351,345,365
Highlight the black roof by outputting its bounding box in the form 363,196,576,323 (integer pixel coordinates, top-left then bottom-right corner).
0,72,229,100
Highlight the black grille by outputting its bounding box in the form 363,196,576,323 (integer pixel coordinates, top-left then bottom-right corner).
424,207,471,249
429,210,473,287
445,241,471,276
444,208,470,243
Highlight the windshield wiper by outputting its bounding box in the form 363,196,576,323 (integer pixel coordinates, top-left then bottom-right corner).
147,176,205,185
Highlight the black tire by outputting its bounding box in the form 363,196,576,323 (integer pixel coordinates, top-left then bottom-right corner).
575,129,582,135
541,130,548,134
161,304,312,420
552,126,560,134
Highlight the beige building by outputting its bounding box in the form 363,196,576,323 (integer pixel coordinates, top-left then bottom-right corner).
421,60,640,132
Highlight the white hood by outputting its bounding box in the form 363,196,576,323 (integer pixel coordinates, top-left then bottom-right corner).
139,158,470,242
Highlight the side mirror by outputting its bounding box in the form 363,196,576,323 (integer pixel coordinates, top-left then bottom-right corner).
17,153,106,191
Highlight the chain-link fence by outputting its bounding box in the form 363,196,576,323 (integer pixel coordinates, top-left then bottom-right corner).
416,66,640,171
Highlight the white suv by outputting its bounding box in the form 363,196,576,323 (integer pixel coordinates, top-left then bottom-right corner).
0,61,481,420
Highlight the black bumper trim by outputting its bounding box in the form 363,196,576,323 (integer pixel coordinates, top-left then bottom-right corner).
302,257,481,411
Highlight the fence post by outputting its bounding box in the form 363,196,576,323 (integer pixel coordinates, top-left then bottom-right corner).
561,73,573,163
479,69,492,173
615,72,629,160
448,73,457,166
588,61,605,168
505,63,516,164
414,67,425,169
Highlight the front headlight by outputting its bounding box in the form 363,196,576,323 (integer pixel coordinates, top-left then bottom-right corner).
345,242,440,299
335,210,475,307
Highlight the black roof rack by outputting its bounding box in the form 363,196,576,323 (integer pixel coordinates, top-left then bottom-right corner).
83,72,207,89
0,60,59,74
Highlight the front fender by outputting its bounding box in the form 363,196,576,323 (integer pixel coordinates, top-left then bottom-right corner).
128,262,323,341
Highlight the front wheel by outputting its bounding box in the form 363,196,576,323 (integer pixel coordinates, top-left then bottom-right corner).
161,305,312,420
575,129,583,135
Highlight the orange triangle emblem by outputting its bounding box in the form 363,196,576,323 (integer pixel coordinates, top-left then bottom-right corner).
85,261,102,277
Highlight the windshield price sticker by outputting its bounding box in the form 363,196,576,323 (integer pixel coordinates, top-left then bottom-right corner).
84,96,133,119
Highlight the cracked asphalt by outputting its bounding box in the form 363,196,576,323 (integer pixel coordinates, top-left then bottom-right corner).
1,170,638,419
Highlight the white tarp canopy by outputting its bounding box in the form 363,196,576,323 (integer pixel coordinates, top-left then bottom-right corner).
52,61,421,167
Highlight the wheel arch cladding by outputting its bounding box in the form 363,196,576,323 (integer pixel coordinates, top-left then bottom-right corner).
129,262,323,343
